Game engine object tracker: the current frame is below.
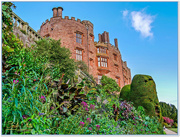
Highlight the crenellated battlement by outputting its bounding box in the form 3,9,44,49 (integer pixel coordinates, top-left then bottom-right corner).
41,15,94,29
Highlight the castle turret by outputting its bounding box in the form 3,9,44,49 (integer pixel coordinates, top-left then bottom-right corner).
57,7,63,17
52,7,58,17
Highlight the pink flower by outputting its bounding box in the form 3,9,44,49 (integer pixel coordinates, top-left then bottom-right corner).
88,127,92,131
41,95,45,99
87,118,91,123
81,101,87,107
85,107,89,111
133,118,135,120
13,80,19,84
96,125,100,130
90,104,95,110
79,121,85,127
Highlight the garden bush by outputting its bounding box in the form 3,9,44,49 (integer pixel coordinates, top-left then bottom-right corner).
129,75,162,121
119,84,131,101
100,75,120,93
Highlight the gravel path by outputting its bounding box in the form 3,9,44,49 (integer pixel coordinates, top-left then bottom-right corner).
164,128,177,135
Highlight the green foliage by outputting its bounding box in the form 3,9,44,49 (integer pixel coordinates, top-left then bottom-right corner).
172,123,177,128
100,75,120,93
159,102,177,123
119,84,131,101
76,61,88,73
33,38,76,82
20,29,27,35
129,75,162,121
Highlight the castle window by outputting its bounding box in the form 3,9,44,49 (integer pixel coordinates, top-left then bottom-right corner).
76,49,82,61
98,75,102,84
98,57,107,67
76,33,82,44
97,47,107,54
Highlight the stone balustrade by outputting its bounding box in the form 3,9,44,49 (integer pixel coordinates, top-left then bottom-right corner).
75,69,97,85
11,12,42,41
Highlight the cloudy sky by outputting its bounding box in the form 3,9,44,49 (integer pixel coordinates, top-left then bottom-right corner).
12,2,178,107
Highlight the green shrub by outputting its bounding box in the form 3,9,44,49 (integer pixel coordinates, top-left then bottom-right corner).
100,75,120,93
163,122,168,127
119,84,131,101
33,38,76,82
172,123,177,128
129,75,162,120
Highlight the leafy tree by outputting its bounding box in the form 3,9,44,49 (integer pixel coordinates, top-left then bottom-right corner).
32,38,77,82
100,75,120,93
159,102,177,123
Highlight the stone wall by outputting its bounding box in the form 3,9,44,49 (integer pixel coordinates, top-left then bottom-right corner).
11,12,42,47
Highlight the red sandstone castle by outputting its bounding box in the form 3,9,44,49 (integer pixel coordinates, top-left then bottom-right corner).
39,7,131,88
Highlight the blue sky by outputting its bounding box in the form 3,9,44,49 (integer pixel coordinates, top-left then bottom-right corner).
12,2,178,107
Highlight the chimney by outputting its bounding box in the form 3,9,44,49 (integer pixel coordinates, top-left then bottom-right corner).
114,38,118,48
107,32,109,43
104,31,108,43
52,7,58,17
98,34,102,42
57,7,63,17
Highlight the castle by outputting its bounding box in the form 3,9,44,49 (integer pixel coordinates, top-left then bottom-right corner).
39,7,131,88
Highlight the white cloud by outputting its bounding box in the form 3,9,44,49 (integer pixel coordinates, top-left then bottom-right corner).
122,10,129,17
130,11,155,38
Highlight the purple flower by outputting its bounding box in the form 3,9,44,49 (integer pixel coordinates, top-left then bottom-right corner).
96,125,100,130
81,101,87,107
29,119,32,121
22,115,27,119
22,115,29,119
87,118,91,123
90,104,95,110
134,124,136,125
88,127,92,131
79,121,85,127
85,107,89,111
140,129,142,131
13,80,19,84
133,118,135,120
41,95,45,99
39,113,45,116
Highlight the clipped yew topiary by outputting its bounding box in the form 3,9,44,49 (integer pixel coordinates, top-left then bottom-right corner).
129,74,162,121
119,84,131,101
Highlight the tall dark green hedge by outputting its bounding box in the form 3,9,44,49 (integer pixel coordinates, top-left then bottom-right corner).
119,84,131,101
129,74,162,121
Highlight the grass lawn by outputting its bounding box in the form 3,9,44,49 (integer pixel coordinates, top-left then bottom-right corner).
167,128,178,133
